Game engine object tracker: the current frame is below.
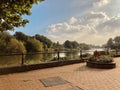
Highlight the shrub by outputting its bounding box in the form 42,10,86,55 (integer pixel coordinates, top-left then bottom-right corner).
82,53,91,58
89,55,113,63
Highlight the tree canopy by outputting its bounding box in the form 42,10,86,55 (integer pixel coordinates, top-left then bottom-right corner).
0,0,44,31
105,36,120,49
35,34,53,48
0,32,26,54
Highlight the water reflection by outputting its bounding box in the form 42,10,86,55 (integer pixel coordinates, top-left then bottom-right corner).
25,54,44,64
0,48,104,67
0,52,80,67
0,55,21,67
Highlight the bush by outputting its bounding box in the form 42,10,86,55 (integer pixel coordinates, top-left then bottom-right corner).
89,55,113,63
99,51,109,55
82,53,91,58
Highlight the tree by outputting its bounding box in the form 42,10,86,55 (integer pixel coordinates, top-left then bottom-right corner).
106,38,114,49
0,31,12,42
6,38,26,53
25,37,43,52
114,36,120,49
35,34,53,48
14,32,28,42
0,0,44,31
114,36,120,43
79,43,90,50
71,41,79,49
63,40,73,49
0,32,26,53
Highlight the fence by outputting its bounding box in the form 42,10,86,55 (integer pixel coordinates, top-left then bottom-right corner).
0,51,83,68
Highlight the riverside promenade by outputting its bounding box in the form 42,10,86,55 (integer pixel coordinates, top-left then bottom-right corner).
0,58,120,90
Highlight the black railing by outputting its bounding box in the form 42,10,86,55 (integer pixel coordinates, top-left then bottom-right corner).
0,51,83,67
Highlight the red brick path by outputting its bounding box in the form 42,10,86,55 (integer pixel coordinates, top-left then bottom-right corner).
0,58,120,90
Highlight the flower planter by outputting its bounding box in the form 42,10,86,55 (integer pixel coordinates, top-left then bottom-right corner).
86,61,116,69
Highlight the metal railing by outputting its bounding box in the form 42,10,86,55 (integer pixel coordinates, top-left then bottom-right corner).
0,51,83,67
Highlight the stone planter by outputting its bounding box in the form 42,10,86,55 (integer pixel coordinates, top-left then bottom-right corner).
86,61,116,69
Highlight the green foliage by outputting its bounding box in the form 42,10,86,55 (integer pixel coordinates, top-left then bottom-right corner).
89,55,113,63
0,32,26,54
64,40,73,49
14,32,28,42
114,36,120,43
14,32,44,52
63,40,90,50
0,0,44,31
99,51,109,55
6,38,26,53
106,38,114,49
79,43,90,50
71,41,79,48
25,37,43,52
105,36,120,50
64,40,79,49
35,34,53,50
82,53,91,58
53,42,64,51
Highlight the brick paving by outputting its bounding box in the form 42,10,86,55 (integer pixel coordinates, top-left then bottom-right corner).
0,58,120,90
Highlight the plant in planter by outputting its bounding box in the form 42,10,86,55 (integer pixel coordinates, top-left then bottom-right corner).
89,55,113,63
87,50,116,69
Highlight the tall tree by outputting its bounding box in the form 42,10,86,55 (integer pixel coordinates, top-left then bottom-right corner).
14,32,28,42
79,43,90,50
0,0,44,31
106,38,114,49
63,40,73,49
25,37,43,52
114,36,120,43
71,41,79,49
35,34,53,48
0,32,26,53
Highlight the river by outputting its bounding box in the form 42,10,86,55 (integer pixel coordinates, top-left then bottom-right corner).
0,48,105,67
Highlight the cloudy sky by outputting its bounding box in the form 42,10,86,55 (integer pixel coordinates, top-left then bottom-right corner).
11,0,120,45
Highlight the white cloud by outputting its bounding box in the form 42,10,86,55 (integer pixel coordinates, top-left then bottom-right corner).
68,17,78,25
44,0,120,45
97,16,120,34
93,0,110,8
46,11,120,45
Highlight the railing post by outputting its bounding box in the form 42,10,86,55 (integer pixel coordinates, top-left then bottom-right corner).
21,53,24,65
57,51,60,60
80,49,82,60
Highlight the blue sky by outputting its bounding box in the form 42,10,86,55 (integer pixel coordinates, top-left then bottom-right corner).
10,0,120,45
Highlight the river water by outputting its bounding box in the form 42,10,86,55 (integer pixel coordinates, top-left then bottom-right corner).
0,48,105,67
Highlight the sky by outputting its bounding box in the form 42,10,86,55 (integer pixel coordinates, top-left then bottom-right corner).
10,0,120,45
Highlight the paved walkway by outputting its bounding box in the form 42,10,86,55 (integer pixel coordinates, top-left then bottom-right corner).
0,58,120,90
